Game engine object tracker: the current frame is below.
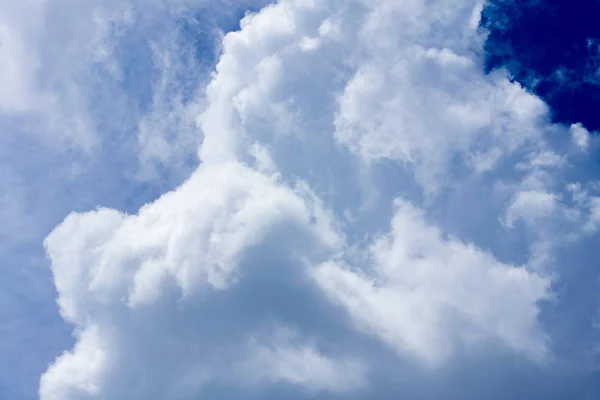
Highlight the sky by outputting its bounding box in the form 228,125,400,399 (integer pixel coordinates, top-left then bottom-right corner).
0,0,599,399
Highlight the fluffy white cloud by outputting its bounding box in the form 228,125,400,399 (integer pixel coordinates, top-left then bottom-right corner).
41,160,344,399
332,2,549,192
0,1,281,397
35,0,600,399
313,199,551,366
504,190,559,228
334,48,547,191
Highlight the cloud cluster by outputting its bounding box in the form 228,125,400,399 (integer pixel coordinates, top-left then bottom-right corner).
42,160,349,399
36,0,600,399
0,0,271,397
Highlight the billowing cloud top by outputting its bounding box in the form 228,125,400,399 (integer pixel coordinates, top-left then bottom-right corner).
2,0,599,399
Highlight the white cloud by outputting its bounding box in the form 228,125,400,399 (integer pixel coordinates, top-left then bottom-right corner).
0,5,42,114
41,159,343,399
0,0,132,150
41,326,108,399
504,190,559,228
571,123,591,151
236,327,366,392
333,2,547,193
31,0,600,398
313,199,551,366
0,0,267,169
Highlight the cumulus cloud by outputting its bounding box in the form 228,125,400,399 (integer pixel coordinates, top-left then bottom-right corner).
314,198,551,366
42,160,344,399
33,0,600,399
0,0,273,396
334,43,547,192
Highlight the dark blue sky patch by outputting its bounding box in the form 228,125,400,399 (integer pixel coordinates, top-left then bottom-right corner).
480,0,600,132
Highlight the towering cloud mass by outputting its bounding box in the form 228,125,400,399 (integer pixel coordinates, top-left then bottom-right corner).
36,0,600,399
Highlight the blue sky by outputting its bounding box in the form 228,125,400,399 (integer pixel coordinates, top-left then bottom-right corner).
482,0,600,132
0,0,599,399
